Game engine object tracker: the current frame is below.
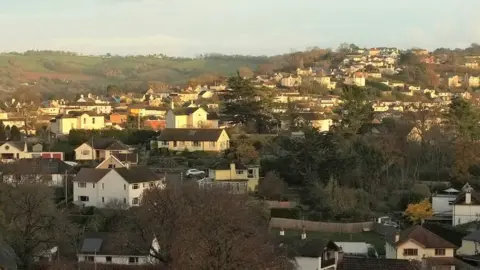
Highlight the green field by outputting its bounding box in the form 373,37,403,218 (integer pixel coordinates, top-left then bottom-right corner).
0,52,267,84
271,229,386,256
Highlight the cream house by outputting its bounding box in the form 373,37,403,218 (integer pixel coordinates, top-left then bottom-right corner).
166,106,208,128
469,76,480,88
0,141,29,161
344,73,365,87
280,75,302,87
207,162,260,191
50,112,105,135
156,128,230,152
457,230,480,257
74,138,135,161
72,166,164,208
385,226,457,261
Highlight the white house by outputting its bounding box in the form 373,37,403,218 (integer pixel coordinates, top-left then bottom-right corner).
72,166,165,208
77,232,159,265
432,188,459,216
452,184,480,226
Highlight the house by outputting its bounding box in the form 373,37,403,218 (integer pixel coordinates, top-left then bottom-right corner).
1,158,74,187
313,76,336,89
77,232,159,265
344,73,365,87
156,128,230,152
458,230,480,261
95,153,138,169
280,75,302,88
166,106,210,128
74,138,135,161
72,166,164,208
281,113,333,132
369,48,381,56
334,242,377,257
143,118,166,130
275,237,341,270
448,76,461,88
466,62,479,69
431,188,459,221
0,141,29,161
207,162,259,191
385,225,457,261
50,112,106,135
109,113,128,125
452,185,480,226
469,76,480,88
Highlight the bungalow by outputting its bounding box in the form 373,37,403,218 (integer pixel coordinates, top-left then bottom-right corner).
74,138,135,161
72,166,164,208
77,232,159,265
156,128,230,152
1,158,74,187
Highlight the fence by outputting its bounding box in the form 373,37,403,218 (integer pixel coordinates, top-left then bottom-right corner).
269,218,374,233
264,200,298,209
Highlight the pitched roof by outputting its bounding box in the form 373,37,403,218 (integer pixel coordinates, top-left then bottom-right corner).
391,225,457,248
0,141,26,151
171,107,201,115
452,191,480,205
1,158,72,175
158,128,226,142
79,232,152,256
337,257,415,270
463,230,480,242
207,111,219,120
274,237,339,258
73,167,159,184
84,138,130,151
73,168,111,183
115,166,159,184
112,152,138,163
422,223,467,247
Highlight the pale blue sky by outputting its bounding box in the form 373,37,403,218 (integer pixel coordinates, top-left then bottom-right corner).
0,0,478,56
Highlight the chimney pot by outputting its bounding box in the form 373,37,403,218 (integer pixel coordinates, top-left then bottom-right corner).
395,231,400,243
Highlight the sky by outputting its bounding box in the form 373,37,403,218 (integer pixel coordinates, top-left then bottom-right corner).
0,0,479,57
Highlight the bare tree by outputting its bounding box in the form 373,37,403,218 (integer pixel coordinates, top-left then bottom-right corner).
122,183,294,270
258,171,287,200
0,184,68,270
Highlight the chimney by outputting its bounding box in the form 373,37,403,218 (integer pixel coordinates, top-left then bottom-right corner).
395,231,400,243
279,228,285,236
170,100,174,110
466,189,472,204
336,247,344,263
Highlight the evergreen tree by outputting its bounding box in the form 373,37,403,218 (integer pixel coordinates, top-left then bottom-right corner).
10,125,21,141
0,122,5,141
335,85,373,135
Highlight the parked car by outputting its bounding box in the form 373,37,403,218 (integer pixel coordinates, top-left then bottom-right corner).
186,169,205,177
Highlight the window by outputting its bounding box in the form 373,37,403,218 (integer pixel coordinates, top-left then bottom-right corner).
102,183,104,189
435,249,446,256
236,170,244,175
128,257,139,264
178,141,184,147
108,164,115,168
83,118,86,124
210,141,216,147
105,256,112,263
403,249,418,256
86,256,94,262
132,197,139,205
102,197,105,203
78,182,86,188
149,182,155,187
123,198,127,204
193,141,201,147
173,141,177,147
132,184,139,190
78,196,89,202
92,118,96,124
247,169,254,178
92,183,95,188
124,184,126,190
81,150,90,156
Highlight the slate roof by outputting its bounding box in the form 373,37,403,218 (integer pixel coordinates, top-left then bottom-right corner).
73,166,159,184
210,160,248,170
422,223,467,247
112,152,138,163
337,257,415,270
273,237,339,258
452,191,480,205
79,232,152,256
1,158,72,175
85,138,130,151
158,128,225,142
463,230,480,242
171,107,200,115
387,225,457,248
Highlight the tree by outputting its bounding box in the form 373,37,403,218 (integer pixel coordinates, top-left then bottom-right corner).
258,171,286,200
106,84,120,95
221,75,274,133
0,184,68,270
257,63,275,75
125,184,293,269
227,139,259,165
446,97,480,141
404,199,433,224
238,67,254,78
10,125,21,141
0,122,6,141
335,85,373,135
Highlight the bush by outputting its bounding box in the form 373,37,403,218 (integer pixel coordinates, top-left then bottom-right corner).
270,208,301,219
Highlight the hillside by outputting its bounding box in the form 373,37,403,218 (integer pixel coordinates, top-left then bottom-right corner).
0,51,269,87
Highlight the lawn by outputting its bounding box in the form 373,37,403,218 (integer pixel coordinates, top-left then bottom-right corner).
271,229,386,256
